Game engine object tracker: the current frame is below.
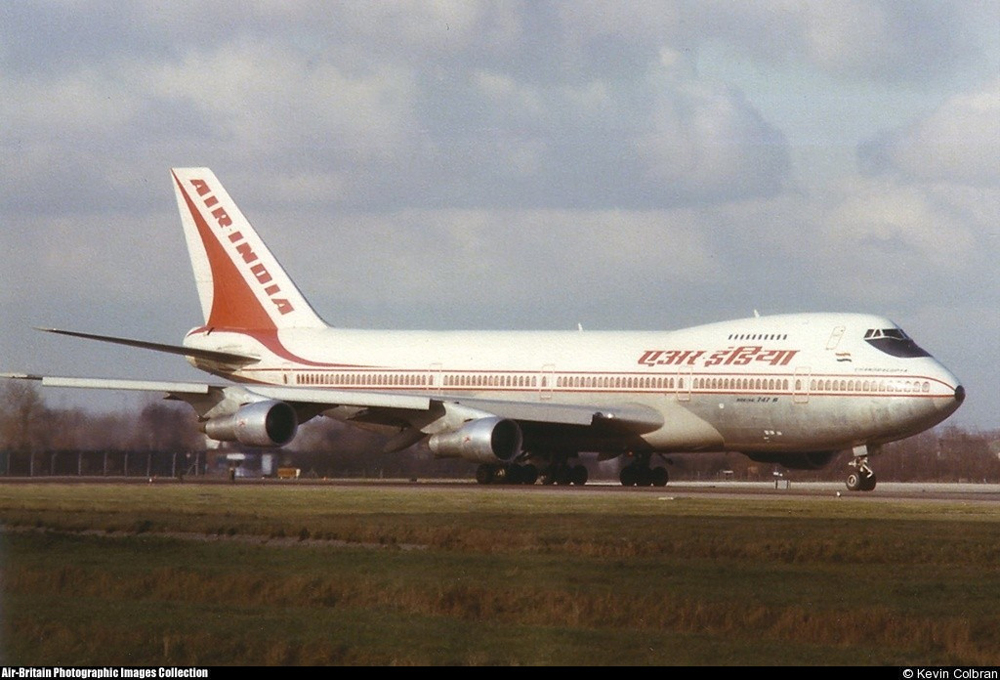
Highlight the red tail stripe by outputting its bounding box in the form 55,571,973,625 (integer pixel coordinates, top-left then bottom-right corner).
173,173,276,331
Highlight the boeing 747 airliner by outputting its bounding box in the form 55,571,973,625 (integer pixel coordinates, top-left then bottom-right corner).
4,168,965,490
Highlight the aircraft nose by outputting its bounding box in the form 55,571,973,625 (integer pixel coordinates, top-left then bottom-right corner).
924,361,964,424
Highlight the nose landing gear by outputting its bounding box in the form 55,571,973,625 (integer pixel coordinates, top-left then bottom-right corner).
846,445,879,491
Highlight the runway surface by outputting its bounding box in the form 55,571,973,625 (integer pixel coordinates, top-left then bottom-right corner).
4,476,998,503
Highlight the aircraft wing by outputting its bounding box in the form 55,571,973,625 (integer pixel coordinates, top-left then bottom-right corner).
0,374,430,412
1,374,213,395
246,385,661,431
1,373,662,443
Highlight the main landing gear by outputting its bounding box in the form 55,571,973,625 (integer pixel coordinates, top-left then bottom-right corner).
475,463,539,485
619,453,669,487
845,445,879,492
539,462,588,486
474,460,589,485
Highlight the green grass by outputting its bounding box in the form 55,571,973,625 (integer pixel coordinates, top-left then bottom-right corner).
1,483,999,665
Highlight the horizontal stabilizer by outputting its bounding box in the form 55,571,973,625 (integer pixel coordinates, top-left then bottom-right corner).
37,328,259,364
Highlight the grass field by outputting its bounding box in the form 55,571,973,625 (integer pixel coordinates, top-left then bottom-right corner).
1,482,998,665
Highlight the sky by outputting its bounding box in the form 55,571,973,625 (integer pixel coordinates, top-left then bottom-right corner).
1,1,998,430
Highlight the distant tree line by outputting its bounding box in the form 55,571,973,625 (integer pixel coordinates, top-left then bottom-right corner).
2,382,998,482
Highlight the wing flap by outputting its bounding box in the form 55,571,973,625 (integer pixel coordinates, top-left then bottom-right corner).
249,385,432,411
443,396,665,434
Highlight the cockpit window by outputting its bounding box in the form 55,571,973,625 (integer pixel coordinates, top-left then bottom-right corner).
864,328,930,358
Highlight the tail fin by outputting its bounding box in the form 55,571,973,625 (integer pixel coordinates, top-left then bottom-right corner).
171,168,327,331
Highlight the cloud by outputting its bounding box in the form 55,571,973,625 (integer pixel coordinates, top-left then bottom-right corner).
676,0,974,83
7,2,841,221
824,178,974,258
145,44,419,163
799,175,990,310
416,59,791,209
633,74,789,204
795,1,968,81
860,79,1000,186
278,206,720,318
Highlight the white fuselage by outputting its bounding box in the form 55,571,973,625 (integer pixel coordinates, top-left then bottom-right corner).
184,311,963,456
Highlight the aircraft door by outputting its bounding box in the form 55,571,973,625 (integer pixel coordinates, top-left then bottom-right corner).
429,363,442,393
540,364,554,401
676,365,692,401
826,326,845,350
793,366,810,404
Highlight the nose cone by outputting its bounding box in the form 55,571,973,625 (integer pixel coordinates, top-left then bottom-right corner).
928,368,964,426
901,361,964,437
940,366,964,411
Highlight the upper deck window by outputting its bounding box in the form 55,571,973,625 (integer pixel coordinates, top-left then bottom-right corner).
864,328,930,358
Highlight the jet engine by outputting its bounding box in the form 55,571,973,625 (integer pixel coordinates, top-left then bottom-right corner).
744,450,838,470
203,400,298,447
427,417,522,464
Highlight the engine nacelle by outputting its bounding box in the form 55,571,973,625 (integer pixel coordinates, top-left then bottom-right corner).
744,450,838,470
427,417,522,465
203,400,298,448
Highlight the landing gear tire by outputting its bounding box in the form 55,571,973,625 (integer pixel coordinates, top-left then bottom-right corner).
620,465,638,487
846,467,877,492
860,472,877,491
620,463,653,486
506,464,523,485
650,466,668,487
846,446,880,492
538,461,587,486
620,457,667,487
519,464,538,485
476,464,496,485
846,471,863,492
479,463,539,485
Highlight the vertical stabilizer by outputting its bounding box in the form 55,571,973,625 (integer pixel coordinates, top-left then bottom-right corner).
171,168,327,331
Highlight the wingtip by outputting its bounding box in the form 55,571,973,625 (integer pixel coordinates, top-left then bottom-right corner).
0,372,42,381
